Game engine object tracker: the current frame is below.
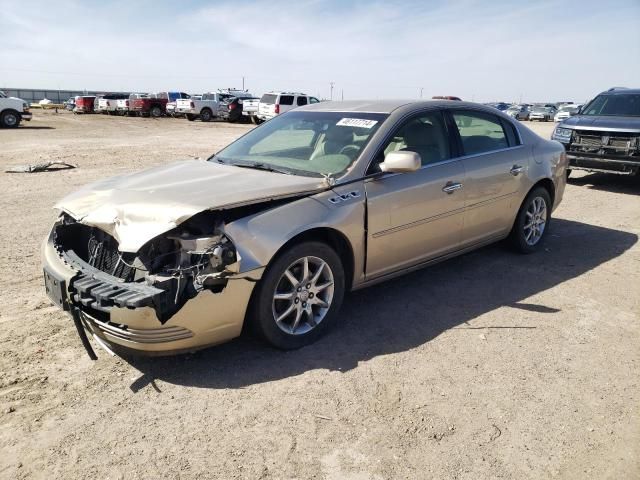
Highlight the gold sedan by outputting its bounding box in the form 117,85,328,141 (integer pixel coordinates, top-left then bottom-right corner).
43,100,567,357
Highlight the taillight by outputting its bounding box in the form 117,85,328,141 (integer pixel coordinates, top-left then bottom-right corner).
229,103,236,110
190,102,195,109
106,101,110,106
274,104,280,114
125,100,129,107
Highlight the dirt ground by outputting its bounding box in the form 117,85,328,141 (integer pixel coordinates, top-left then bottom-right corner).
1,111,638,480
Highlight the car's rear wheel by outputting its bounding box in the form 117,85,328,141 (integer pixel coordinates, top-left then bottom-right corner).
510,187,552,254
1,110,20,128
250,241,345,349
186,114,196,121
150,105,162,118
200,108,213,122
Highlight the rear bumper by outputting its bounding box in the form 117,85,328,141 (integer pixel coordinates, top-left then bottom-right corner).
41,231,261,356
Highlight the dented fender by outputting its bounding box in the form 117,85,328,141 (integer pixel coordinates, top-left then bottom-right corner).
225,182,368,288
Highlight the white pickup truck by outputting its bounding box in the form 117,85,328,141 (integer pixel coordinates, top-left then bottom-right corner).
0,91,32,128
176,89,253,122
98,94,129,115
242,98,261,124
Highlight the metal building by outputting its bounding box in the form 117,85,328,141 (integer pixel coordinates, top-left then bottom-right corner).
0,88,129,103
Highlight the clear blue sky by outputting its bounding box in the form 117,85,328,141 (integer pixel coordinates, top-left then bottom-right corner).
1,0,639,103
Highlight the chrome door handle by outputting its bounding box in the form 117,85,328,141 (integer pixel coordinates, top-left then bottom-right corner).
510,165,524,176
442,182,463,194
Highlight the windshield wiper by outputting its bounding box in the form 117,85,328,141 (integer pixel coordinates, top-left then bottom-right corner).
230,161,292,175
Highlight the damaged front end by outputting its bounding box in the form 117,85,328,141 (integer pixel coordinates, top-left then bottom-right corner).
43,211,262,356
54,212,239,322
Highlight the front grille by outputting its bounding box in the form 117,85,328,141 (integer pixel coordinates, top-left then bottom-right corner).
570,130,639,156
577,135,603,147
54,221,137,281
87,234,135,280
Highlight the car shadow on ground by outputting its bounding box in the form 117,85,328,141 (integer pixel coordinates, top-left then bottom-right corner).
569,172,640,196
126,218,637,392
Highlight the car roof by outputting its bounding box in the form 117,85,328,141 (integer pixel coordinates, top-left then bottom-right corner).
298,99,493,114
599,87,640,95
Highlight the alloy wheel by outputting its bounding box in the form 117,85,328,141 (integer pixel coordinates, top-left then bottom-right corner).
272,256,335,335
523,196,547,246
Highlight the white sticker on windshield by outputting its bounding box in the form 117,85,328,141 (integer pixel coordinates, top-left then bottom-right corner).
336,118,378,129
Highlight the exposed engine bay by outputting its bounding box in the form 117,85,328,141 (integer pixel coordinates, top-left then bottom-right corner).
52,211,242,323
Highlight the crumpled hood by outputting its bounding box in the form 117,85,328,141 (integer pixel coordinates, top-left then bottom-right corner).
561,115,640,132
56,160,327,252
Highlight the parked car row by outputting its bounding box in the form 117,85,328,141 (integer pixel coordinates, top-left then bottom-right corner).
62,89,320,124
486,102,583,122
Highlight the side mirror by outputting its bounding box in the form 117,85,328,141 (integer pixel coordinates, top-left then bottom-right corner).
379,151,421,173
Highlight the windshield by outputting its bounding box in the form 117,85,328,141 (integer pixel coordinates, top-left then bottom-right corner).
212,111,388,178
582,94,640,117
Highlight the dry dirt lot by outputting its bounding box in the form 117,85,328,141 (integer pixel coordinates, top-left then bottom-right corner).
0,111,639,479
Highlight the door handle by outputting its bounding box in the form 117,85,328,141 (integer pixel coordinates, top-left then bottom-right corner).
510,165,524,176
442,182,463,194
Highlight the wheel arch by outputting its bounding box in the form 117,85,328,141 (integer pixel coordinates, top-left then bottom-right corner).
270,227,355,291
530,177,555,207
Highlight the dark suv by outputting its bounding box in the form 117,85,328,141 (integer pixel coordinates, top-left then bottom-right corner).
552,87,640,177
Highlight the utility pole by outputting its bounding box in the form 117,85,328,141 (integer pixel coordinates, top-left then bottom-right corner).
419,87,424,99
341,89,344,101
330,81,335,101
242,76,245,90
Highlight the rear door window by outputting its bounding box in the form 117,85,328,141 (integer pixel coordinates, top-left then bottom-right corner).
297,96,308,106
451,111,509,155
279,95,294,105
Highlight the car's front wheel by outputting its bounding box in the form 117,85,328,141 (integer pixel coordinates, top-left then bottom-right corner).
251,241,345,349
1,110,20,128
510,187,552,254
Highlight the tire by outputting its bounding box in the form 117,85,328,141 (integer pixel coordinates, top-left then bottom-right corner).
200,108,212,122
566,169,572,181
509,187,552,254
186,114,196,122
1,110,21,128
250,241,345,350
150,105,162,118
251,116,263,125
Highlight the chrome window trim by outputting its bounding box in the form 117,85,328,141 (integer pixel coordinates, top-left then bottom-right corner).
362,142,526,184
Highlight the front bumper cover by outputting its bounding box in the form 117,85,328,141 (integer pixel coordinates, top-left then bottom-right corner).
42,232,262,357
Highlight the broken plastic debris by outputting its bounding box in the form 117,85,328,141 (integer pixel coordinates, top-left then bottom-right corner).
5,161,78,173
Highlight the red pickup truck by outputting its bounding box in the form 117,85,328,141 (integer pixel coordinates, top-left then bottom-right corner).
130,93,168,118
73,96,96,114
